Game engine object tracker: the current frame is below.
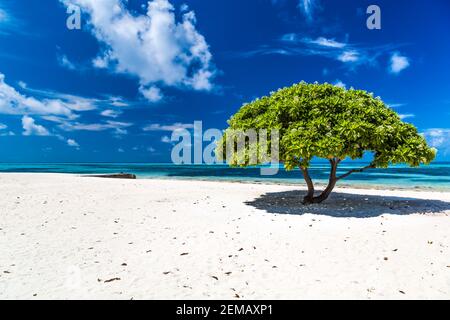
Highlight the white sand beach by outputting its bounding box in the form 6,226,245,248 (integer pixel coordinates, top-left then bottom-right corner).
1,173,450,300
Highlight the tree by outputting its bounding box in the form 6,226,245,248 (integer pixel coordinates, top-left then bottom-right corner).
217,82,436,204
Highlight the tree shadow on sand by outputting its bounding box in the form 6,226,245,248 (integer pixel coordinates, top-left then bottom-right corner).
245,190,450,218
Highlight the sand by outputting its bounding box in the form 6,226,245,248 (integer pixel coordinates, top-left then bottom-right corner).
1,173,450,300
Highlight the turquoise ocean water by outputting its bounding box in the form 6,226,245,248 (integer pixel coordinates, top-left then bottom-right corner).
0,162,450,190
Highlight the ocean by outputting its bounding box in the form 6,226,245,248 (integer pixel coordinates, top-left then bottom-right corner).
1,162,450,191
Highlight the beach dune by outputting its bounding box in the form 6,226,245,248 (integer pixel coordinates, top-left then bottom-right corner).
1,173,450,299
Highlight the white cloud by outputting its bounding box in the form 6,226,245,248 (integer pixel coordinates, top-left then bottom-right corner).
0,130,15,136
244,36,398,69
333,80,346,89
67,138,80,147
0,72,135,140
0,5,25,36
114,128,128,136
0,123,6,130
92,55,109,69
0,8,8,23
59,120,132,136
0,73,76,118
58,54,76,70
22,116,50,136
398,114,415,120
422,128,450,154
118,148,125,153
143,122,194,132
297,0,319,21
389,52,410,74
338,50,359,63
280,33,297,42
147,147,156,152
17,81,27,89
161,135,171,143
0,73,116,121
60,0,216,101
272,0,320,22
282,36,346,49
387,103,406,109
109,97,129,107
139,86,163,103
100,109,122,118
310,37,346,48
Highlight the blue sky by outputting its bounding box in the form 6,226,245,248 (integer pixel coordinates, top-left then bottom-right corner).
0,0,449,163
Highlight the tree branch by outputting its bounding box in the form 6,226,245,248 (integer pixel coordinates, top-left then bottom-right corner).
336,163,376,181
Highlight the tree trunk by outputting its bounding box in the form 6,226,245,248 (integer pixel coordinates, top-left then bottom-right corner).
300,166,315,204
313,159,338,203
300,160,375,205
301,160,338,205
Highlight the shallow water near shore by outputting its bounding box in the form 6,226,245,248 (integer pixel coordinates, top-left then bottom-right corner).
1,162,450,191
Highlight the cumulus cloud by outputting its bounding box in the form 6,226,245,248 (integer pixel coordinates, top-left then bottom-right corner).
22,116,50,136
389,52,410,74
0,123,6,130
67,138,80,147
92,55,109,69
139,86,163,103
60,0,216,102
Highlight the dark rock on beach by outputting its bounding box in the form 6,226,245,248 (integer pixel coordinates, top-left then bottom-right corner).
85,173,137,179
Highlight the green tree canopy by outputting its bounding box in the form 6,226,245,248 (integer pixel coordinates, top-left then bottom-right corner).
218,82,436,204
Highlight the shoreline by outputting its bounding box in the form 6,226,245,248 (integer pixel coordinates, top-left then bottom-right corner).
1,173,450,299
138,175,449,193
1,171,448,193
